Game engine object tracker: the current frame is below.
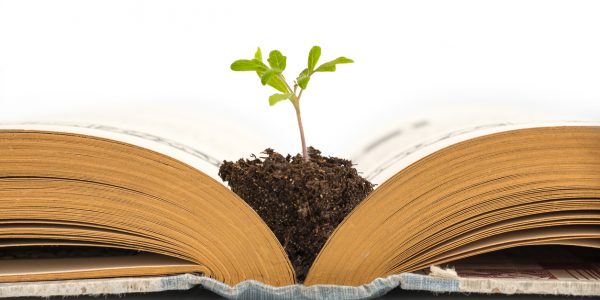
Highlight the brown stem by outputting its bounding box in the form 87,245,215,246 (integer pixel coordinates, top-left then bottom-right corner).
292,95,308,162
280,73,308,162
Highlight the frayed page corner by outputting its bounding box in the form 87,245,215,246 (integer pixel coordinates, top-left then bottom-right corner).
428,265,459,279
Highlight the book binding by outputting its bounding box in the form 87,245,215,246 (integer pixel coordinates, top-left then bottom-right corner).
1,273,598,299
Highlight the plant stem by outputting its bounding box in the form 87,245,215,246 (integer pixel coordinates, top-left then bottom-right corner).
279,73,309,162
292,90,308,162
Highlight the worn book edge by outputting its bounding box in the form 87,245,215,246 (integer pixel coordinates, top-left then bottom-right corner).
1,272,598,299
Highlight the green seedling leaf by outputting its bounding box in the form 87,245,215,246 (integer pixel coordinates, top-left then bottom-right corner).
268,76,289,93
267,50,287,71
257,69,288,93
308,46,321,72
269,93,292,106
296,68,311,89
261,68,283,85
314,57,354,72
231,59,267,72
254,47,262,61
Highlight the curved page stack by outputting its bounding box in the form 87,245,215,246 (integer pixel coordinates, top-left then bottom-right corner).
0,120,598,298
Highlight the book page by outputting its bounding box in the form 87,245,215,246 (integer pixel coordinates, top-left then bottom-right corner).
350,106,599,185
442,245,600,281
0,104,270,181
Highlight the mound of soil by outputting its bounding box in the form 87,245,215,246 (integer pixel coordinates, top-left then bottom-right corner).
218,147,374,282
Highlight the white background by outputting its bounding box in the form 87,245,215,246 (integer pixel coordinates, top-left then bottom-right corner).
0,0,599,155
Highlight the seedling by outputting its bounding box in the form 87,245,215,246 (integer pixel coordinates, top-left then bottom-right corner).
231,46,353,162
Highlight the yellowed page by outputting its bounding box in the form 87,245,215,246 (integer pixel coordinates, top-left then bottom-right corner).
0,253,201,282
0,105,269,181
350,107,599,185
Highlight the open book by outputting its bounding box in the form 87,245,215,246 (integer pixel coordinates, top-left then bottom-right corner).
0,107,598,297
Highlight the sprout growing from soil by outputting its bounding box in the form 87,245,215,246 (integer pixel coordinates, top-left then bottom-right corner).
231,46,353,162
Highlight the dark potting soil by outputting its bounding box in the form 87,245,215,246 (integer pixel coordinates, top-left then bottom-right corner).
218,147,374,282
